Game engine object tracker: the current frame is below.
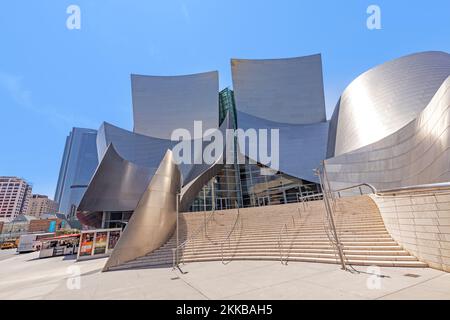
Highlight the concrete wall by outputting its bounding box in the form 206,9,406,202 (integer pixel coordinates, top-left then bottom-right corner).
370,193,450,272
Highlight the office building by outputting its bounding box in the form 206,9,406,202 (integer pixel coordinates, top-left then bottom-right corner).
26,194,58,217
54,127,98,218
0,177,32,222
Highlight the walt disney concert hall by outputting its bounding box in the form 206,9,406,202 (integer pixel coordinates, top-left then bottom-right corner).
76,51,450,272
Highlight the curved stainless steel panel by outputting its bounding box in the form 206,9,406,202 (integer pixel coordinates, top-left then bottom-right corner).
180,156,225,212
132,71,219,139
326,76,450,191
231,54,326,124
77,112,232,226
180,110,232,185
330,51,450,157
76,144,154,227
97,122,175,168
179,112,233,211
103,150,181,271
236,111,328,183
326,100,340,158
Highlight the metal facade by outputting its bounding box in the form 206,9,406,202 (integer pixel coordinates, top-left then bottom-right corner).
131,71,219,139
328,51,450,157
231,54,329,182
326,76,450,191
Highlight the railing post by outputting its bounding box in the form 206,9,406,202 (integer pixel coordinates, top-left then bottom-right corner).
172,248,176,270
316,167,346,271
322,161,337,210
175,192,180,267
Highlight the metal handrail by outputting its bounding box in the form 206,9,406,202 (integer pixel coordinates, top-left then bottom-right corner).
278,211,300,265
325,180,450,198
172,209,216,269
315,163,347,270
321,207,340,263
278,223,289,265
277,198,306,265
278,193,322,266
298,192,324,202
333,183,377,198
378,182,450,195
220,203,242,264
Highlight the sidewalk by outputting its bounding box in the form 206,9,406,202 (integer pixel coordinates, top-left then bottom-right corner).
0,250,449,300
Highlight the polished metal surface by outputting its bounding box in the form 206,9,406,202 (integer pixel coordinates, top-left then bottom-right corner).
325,76,450,191
231,54,329,182
179,112,232,211
328,51,450,157
180,156,225,212
231,54,326,124
236,111,328,183
74,51,450,271
132,71,219,139
77,112,231,227
97,122,174,168
178,110,231,187
76,144,154,227
103,150,181,271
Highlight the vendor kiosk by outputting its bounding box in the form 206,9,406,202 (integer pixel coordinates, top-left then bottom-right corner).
38,234,80,258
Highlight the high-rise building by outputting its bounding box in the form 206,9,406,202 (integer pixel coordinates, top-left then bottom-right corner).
0,177,32,222
26,194,58,217
54,128,98,218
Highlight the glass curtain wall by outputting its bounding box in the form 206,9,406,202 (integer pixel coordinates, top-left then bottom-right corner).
188,87,322,212
188,162,321,212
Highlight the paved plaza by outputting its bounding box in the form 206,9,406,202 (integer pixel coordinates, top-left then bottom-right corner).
0,249,450,300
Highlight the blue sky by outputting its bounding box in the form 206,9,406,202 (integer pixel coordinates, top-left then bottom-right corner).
1,0,449,198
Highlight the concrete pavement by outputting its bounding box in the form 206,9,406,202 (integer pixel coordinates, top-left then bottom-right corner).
0,250,450,299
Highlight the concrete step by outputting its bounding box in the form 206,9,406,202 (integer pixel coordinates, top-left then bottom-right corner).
156,243,406,254
171,226,390,238
147,246,409,261
163,231,392,244
107,195,427,271
110,255,427,271
162,239,400,248
137,248,415,262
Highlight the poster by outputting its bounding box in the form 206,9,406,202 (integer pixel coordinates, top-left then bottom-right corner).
108,230,121,250
94,231,107,255
79,232,94,256
48,220,56,233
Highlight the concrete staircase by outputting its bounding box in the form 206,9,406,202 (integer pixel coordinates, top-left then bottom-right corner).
108,196,427,271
